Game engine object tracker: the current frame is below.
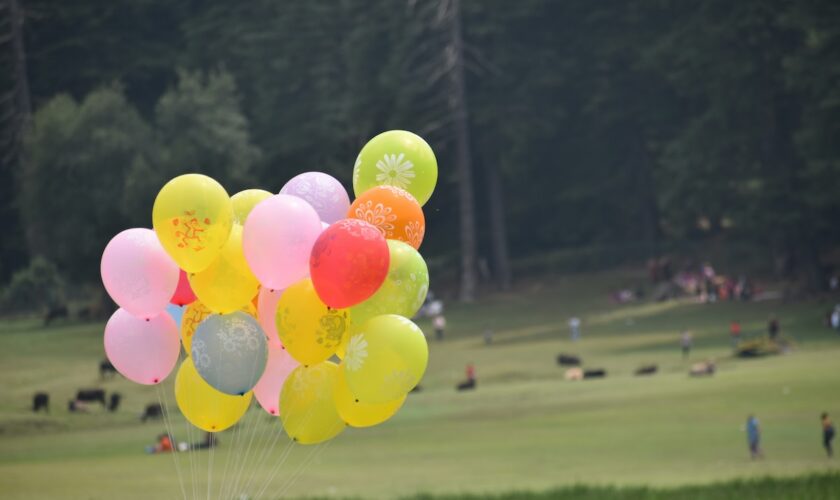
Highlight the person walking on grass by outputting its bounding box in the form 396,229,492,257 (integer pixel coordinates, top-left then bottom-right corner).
680,330,693,359
768,315,780,340
569,317,582,342
823,413,835,458
729,320,741,349
433,314,446,341
746,414,763,459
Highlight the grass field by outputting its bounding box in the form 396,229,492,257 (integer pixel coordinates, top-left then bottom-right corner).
1,268,839,499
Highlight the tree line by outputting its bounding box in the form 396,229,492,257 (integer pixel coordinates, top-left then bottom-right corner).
1,0,839,305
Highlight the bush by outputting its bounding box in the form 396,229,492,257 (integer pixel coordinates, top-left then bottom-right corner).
1,257,65,312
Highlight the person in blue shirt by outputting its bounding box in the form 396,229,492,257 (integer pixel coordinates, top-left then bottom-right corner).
746,414,763,459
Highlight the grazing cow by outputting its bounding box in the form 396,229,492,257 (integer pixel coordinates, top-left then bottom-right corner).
556,354,582,366
564,367,583,381
141,403,163,422
690,360,716,377
583,369,607,379
456,379,476,391
635,364,658,376
100,360,117,379
68,400,90,413
108,393,121,412
75,389,106,406
43,304,69,326
32,392,49,413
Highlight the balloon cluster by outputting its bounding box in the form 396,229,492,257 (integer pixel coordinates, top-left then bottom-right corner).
101,130,436,444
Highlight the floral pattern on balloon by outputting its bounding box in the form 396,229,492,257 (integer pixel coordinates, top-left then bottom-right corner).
375,153,416,189
344,334,368,372
353,200,397,236
347,186,425,250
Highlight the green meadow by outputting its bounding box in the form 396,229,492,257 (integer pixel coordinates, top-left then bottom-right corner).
1,269,838,499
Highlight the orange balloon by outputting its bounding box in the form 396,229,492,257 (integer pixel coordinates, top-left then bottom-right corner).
348,186,425,249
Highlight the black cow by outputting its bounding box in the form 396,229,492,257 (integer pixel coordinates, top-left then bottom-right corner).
32,392,49,413
76,389,106,406
44,305,69,326
635,364,658,376
556,354,582,366
108,393,121,412
100,360,117,379
583,369,607,379
456,379,476,391
141,403,163,422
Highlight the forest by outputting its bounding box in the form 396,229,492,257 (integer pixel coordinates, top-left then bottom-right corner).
2,0,839,304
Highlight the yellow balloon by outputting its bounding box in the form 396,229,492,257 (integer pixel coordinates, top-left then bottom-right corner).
344,315,428,404
334,367,405,427
280,362,346,444
334,332,349,360
188,225,259,313
175,358,252,432
231,189,272,226
276,279,351,366
153,173,234,273
181,300,256,353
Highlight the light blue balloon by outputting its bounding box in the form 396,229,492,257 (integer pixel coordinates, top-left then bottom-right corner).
166,303,184,328
191,312,268,395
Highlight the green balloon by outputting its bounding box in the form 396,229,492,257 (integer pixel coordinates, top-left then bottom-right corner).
353,130,438,206
350,240,429,326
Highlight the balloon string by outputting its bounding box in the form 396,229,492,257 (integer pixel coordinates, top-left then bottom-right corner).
156,385,188,500
220,404,247,500
221,406,248,497
206,431,214,500
184,400,196,500
229,400,262,498
217,411,238,499
253,434,297,500
240,415,286,496
252,397,321,500
276,440,331,499
229,349,268,498
251,411,301,499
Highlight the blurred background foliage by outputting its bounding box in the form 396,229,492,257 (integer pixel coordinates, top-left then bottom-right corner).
2,0,839,304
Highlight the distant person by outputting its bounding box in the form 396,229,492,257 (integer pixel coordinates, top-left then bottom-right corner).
680,330,693,359
145,433,173,454
178,432,217,452
823,413,835,458
830,306,840,331
456,363,476,391
746,414,763,459
729,321,742,348
569,317,581,341
433,315,446,341
483,329,493,345
768,315,780,340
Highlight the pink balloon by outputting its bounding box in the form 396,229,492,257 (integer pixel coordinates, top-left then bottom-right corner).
257,286,284,349
280,172,350,224
103,308,180,385
253,343,299,415
243,195,322,290
101,228,179,319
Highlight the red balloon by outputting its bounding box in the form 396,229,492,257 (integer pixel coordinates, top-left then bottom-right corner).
310,219,389,308
170,270,197,306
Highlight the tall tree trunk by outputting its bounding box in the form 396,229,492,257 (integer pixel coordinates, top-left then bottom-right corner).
447,0,477,302
485,160,511,290
2,0,36,273
8,0,30,119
